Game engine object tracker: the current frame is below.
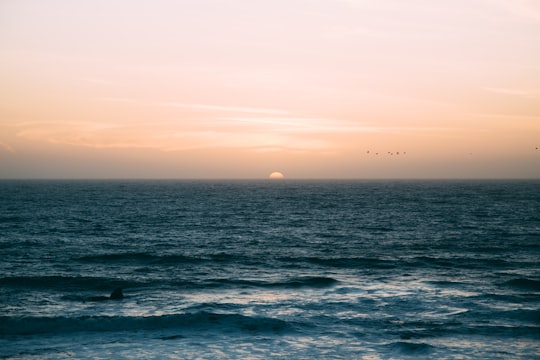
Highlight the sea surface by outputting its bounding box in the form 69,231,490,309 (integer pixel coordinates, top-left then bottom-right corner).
0,180,539,359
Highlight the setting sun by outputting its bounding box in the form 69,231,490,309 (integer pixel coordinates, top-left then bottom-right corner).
269,172,285,179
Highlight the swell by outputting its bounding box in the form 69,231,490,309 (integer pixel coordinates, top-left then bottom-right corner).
0,275,338,292
76,252,260,265
0,312,293,336
392,321,540,340
159,276,339,290
405,256,512,269
74,252,529,271
502,278,540,292
385,341,435,355
77,252,396,270
279,256,397,269
77,252,198,265
279,255,516,270
0,276,140,291
207,276,339,289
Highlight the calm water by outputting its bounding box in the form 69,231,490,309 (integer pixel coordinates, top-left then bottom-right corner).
1,180,539,359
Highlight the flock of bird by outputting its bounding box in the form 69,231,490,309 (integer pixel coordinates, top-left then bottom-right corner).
364,147,538,156
365,150,406,156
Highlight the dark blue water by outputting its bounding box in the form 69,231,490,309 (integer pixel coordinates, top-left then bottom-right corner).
1,180,539,359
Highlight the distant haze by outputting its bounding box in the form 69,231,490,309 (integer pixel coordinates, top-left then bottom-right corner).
1,0,539,179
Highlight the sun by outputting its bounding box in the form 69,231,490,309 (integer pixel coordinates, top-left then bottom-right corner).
269,171,285,179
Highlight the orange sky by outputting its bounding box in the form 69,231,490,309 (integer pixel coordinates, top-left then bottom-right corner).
1,0,539,178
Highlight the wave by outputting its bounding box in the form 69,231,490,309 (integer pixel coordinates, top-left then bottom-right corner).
425,280,466,287
386,341,435,355
78,252,400,272
0,274,338,294
0,312,293,336
397,321,540,340
76,252,262,266
76,252,201,265
502,309,540,323
407,256,511,269
503,278,540,292
279,255,515,270
73,252,523,272
461,325,540,338
279,256,397,269
0,276,141,291
0,215,26,222
278,276,339,288
165,276,339,290
210,276,339,289
474,293,539,304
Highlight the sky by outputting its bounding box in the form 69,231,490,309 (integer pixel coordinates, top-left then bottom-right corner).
1,0,539,179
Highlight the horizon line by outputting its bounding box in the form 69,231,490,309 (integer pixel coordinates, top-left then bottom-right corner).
1,177,539,181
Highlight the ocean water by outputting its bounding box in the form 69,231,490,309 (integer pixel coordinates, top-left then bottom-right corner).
0,180,539,359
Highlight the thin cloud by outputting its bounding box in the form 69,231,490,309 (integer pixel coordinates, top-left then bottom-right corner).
465,113,540,126
325,26,403,40
483,87,539,99
159,103,291,115
160,131,330,152
102,97,136,103
493,0,540,22
76,77,116,85
12,111,476,154
15,120,122,131
467,113,540,120
13,119,332,153
218,116,436,134
101,99,291,115
0,142,15,153
251,145,328,154
337,0,411,11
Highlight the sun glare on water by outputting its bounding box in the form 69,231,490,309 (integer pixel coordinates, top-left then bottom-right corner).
269,172,284,179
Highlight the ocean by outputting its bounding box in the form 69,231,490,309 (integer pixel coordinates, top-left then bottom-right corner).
0,180,539,359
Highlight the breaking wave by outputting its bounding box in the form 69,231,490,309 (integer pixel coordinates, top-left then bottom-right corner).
0,312,294,336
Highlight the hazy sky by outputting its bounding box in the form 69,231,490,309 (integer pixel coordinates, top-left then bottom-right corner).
1,0,539,179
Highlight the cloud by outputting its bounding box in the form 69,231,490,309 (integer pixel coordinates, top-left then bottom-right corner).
12,96,468,155
325,26,402,40
101,99,293,115
0,142,15,153
337,0,408,11
218,116,385,134
158,103,291,115
102,97,136,103
13,118,332,153
76,77,116,85
465,113,540,125
493,0,540,22
483,87,540,99
159,130,331,152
